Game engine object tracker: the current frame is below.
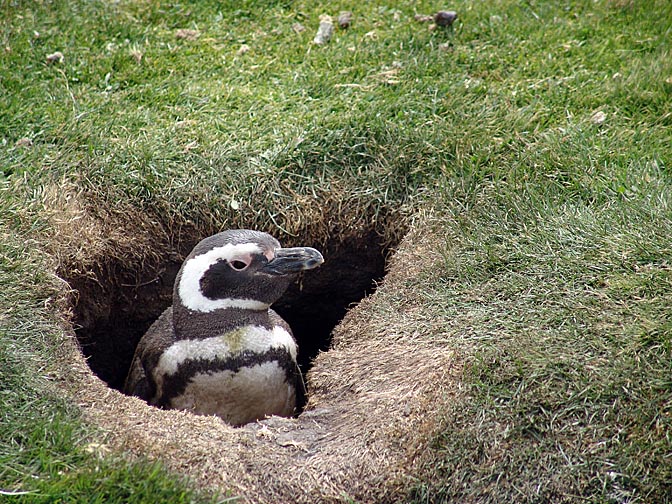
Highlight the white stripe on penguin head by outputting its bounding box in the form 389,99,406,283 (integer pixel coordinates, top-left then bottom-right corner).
178,242,270,313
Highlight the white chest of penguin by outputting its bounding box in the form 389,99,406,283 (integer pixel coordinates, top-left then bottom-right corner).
152,325,298,426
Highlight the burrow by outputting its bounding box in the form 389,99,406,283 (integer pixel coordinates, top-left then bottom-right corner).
63,225,396,407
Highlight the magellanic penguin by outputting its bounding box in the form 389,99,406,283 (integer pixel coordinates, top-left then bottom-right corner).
123,230,324,426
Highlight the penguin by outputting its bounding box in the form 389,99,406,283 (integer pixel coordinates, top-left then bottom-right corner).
123,229,324,426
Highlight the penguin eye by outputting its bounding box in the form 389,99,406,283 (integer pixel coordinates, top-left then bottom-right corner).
229,259,249,271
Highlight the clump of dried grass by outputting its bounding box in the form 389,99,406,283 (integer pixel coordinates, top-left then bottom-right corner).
40,180,168,274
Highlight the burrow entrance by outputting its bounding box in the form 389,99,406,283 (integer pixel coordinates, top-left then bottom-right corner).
64,227,393,401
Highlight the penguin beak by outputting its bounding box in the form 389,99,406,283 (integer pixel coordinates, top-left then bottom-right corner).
261,247,324,276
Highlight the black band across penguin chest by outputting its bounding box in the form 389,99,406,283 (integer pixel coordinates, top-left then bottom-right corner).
158,346,297,402
151,324,300,425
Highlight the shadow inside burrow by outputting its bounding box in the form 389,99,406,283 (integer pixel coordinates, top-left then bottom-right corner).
63,228,392,412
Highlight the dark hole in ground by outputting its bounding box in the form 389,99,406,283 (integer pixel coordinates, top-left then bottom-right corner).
65,229,391,405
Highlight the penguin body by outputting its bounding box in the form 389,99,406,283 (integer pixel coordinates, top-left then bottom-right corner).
124,230,323,426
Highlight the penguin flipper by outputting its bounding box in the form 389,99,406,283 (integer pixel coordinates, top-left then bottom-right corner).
268,308,307,415
294,363,308,414
123,307,175,403
124,352,151,399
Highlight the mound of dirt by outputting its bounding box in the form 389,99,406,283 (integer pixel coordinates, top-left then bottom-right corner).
47,191,457,502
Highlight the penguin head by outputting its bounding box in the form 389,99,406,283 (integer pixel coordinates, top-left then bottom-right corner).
175,229,324,313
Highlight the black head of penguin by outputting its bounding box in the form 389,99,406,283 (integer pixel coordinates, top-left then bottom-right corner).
174,229,324,312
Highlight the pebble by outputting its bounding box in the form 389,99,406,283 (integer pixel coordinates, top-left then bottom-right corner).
314,15,334,45
46,51,64,64
338,11,353,29
434,10,458,27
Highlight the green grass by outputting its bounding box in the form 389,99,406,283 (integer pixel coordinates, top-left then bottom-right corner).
1,0,671,501
408,167,672,502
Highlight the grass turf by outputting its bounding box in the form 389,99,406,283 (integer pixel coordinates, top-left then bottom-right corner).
408,167,672,502
1,0,671,501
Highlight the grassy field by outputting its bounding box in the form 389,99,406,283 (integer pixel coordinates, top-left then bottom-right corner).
1,0,671,502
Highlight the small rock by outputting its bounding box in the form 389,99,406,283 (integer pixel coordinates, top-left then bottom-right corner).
338,11,353,29
591,110,607,125
46,51,64,64
414,14,434,23
15,137,33,148
313,14,334,45
175,29,200,40
434,10,457,27
236,44,250,56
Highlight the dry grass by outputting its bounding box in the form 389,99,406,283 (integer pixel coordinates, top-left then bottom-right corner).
40,181,167,270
